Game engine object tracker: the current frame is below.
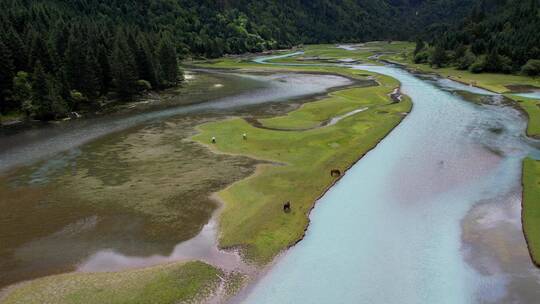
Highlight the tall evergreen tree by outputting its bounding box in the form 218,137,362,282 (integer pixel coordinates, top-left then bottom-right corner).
30,61,53,120
28,34,54,73
158,35,178,87
81,50,101,99
110,33,139,99
0,39,15,113
64,32,85,93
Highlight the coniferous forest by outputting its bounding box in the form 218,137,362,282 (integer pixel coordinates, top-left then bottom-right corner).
416,0,540,75
0,0,539,121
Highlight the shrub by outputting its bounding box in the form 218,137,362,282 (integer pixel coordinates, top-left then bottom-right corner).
414,50,429,64
137,79,153,91
521,59,540,76
469,56,486,73
456,51,476,70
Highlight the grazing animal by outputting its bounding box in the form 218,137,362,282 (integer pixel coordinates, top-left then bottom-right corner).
211,136,216,144
330,169,341,177
283,201,291,213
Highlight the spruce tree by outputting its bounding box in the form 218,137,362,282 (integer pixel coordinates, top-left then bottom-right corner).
135,37,158,88
28,34,54,73
110,33,139,99
64,32,85,92
81,50,101,99
4,27,27,72
158,35,178,87
0,39,15,113
30,61,53,120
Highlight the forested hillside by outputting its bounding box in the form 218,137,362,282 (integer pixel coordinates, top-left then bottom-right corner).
0,0,537,121
416,0,540,75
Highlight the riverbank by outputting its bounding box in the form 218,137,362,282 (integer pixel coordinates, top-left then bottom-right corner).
4,43,537,303
363,42,540,269
0,50,411,303
192,75,411,264
0,261,221,304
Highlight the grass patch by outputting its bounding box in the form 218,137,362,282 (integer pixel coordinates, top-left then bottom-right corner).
507,95,540,137
192,73,411,263
1,261,221,304
523,158,540,266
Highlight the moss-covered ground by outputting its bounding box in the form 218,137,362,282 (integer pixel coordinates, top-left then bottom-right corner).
0,261,221,304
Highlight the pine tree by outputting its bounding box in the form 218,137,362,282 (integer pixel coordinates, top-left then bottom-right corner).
0,39,15,113
81,50,101,99
430,46,448,68
135,37,158,88
414,38,425,55
12,71,32,117
30,61,53,120
64,32,85,92
110,34,139,99
5,27,27,72
28,34,54,73
158,35,178,87
96,44,112,95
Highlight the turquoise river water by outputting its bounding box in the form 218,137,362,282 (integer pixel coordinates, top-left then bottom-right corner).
239,63,540,303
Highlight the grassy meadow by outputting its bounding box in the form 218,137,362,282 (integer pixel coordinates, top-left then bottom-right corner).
0,261,221,304
192,73,411,263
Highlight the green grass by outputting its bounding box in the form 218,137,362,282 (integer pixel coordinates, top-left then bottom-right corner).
376,43,540,93
511,95,540,268
507,95,540,137
0,111,24,125
1,261,221,304
192,73,411,263
523,158,540,266
261,78,397,130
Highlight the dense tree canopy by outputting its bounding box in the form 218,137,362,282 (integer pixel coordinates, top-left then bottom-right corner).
417,0,540,74
0,0,537,120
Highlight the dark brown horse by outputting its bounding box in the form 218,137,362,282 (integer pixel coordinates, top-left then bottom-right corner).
330,169,341,177
283,201,291,213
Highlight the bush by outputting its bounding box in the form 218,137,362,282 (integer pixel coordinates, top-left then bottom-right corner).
469,56,485,73
429,46,448,68
137,79,152,91
413,50,429,64
521,59,540,76
456,51,476,70
499,55,513,74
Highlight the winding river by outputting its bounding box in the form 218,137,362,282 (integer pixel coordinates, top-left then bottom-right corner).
2,50,540,302
240,63,540,303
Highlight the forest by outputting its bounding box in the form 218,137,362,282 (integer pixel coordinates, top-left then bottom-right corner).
415,0,540,75
0,0,538,121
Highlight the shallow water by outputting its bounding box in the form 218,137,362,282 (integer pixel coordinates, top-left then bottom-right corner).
0,71,350,172
240,65,540,303
0,70,352,288
514,91,540,99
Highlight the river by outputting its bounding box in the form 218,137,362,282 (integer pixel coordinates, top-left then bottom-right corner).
239,64,540,303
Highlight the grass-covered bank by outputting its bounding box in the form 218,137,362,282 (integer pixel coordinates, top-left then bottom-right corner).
0,261,221,304
0,46,411,303
357,42,540,268
523,159,540,266
516,94,540,266
192,73,411,263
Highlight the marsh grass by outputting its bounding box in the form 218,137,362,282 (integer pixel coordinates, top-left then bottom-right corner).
193,73,411,263
1,261,221,304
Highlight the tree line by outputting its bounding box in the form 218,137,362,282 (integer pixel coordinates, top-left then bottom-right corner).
414,0,540,76
2,0,532,121
0,2,187,121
